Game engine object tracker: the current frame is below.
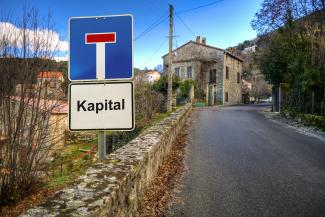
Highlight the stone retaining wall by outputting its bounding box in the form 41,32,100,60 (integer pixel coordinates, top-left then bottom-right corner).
21,103,192,217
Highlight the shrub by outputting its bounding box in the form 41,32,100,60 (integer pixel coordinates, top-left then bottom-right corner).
303,114,325,130
179,79,196,99
282,109,325,131
134,80,166,125
152,74,181,95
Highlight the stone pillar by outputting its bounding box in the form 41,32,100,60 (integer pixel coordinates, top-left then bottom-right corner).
272,85,280,112
206,84,209,105
189,85,195,103
212,85,215,105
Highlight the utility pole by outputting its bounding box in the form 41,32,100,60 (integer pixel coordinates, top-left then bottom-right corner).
167,4,173,112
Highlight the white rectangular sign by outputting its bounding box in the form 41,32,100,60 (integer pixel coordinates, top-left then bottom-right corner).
69,82,134,131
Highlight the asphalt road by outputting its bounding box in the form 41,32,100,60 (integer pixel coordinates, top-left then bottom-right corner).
167,104,325,217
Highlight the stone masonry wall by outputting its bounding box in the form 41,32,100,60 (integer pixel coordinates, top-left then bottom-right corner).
20,104,192,217
223,54,242,105
162,41,224,68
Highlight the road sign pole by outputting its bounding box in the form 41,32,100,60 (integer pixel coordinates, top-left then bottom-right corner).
98,130,106,161
97,42,106,161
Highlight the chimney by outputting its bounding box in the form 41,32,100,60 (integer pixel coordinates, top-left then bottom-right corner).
196,36,200,43
202,37,206,45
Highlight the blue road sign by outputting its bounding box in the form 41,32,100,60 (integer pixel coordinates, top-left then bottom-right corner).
69,15,133,81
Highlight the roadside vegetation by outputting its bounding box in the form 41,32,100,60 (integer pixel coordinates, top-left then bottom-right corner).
282,110,325,131
0,5,69,209
251,0,324,129
252,0,324,114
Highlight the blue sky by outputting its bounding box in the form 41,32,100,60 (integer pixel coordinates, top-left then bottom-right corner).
0,0,263,69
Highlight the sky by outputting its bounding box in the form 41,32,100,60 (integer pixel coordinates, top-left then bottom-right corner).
0,0,263,69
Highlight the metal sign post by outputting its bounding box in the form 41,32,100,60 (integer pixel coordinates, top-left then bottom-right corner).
86,32,117,161
98,131,106,161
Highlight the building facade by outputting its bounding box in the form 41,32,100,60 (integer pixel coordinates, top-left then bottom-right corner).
162,36,243,105
37,72,64,98
145,70,161,83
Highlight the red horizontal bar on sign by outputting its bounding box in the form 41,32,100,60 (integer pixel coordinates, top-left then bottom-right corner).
85,32,116,44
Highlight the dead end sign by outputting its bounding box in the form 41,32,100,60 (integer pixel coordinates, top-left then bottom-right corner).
69,82,134,131
69,15,133,81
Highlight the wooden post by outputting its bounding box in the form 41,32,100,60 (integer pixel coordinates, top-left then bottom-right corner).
167,4,173,112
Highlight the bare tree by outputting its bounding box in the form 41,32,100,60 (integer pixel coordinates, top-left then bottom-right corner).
249,73,272,103
0,6,66,205
251,0,324,35
302,12,325,113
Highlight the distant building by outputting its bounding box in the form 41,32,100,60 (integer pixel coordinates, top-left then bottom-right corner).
16,71,65,98
243,45,257,54
37,71,64,89
162,36,243,105
145,70,161,83
0,96,68,151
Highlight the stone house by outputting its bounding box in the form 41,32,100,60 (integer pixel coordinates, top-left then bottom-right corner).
37,72,64,87
37,72,64,97
0,97,68,152
162,36,243,105
15,71,65,98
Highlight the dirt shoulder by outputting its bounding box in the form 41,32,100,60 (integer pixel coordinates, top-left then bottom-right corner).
262,111,325,142
137,118,190,217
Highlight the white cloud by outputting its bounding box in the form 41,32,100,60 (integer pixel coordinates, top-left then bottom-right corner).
0,22,68,53
53,55,68,62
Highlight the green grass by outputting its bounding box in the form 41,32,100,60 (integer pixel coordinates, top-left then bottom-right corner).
44,137,97,189
46,174,71,189
193,102,206,107
45,157,94,189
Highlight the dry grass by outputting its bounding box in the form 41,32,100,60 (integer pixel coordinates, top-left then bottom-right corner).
0,188,58,217
138,124,189,217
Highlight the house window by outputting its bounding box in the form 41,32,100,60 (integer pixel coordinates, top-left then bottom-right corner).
209,69,216,84
175,67,180,77
187,66,192,78
226,67,229,79
237,72,240,83
225,92,229,102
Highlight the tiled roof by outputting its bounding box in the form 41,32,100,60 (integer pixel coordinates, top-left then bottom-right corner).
38,72,63,79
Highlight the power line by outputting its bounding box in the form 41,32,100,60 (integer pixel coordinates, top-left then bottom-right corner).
172,16,178,49
135,0,224,41
134,12,168,41
146,0,161,14
175,13,196,37
142,38,168,68
176,0,224,14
